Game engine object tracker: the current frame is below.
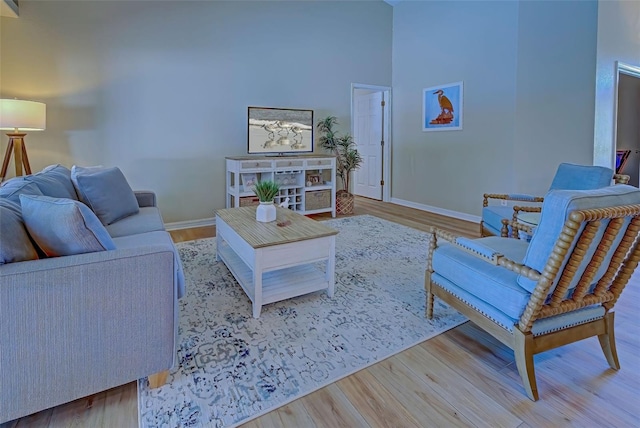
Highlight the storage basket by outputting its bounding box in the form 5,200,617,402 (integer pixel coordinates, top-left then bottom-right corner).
305,190,331,210
239,196,260,207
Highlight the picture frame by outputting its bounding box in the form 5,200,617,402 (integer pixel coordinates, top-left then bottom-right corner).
422,81,463,132
241,173,257,192
248,107,314,154
306,174,322,186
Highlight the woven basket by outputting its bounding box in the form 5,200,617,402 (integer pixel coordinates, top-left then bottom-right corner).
336,192,354,215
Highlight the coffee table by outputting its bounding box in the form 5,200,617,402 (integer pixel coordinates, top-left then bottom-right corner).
215,206,338,318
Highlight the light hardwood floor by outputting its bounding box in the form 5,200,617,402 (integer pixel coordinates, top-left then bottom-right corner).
4,197,639,427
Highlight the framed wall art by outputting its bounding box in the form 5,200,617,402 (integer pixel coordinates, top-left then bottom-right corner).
422,81,463,132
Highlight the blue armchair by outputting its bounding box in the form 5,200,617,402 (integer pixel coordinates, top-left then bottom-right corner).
481,163,616,237
427,184,640,400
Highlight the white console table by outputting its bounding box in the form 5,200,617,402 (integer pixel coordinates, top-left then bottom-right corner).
226,155,336,217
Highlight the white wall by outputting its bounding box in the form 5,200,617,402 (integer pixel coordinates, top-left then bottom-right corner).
391,0,599,217
616,74,640,186
0,0,392,222
593,0,640,169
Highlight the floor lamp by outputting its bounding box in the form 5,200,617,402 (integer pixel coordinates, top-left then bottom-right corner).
0,99,46,182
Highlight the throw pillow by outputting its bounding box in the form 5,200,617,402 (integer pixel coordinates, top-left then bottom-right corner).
0,199,39,264
19,194,116,257
71,166,140,225
26,164,78,200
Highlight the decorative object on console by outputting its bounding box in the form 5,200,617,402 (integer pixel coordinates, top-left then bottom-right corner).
317,116,363,215
422,81,463,131
248,106,313,155
252,180,279,222
0,99,46,182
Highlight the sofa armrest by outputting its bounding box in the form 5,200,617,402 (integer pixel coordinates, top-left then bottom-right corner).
135,190,157,207
0,245,177,423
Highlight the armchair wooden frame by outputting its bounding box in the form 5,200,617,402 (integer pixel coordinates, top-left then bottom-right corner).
481,174,631,238
426,203,640,400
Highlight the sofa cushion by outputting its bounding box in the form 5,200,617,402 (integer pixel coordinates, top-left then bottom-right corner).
112,231,185,298
0,199,39,264
71,166,139,225
105,207,165,238
26,164,78,200
19,195,116,257
0,179,43,204
432,237,531,320
519,185,640,294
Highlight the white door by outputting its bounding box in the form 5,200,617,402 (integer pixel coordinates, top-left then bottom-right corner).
354,91,383,200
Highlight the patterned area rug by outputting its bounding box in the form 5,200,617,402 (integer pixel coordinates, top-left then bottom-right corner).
138,215,466,427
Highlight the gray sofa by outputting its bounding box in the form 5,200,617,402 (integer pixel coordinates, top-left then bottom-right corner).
0,164,185,423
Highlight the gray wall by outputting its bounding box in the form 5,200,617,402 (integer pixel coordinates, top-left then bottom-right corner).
0,0,392,223
391,0,598,217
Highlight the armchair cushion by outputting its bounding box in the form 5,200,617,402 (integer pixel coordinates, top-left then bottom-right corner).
518,184,640,293
482,205,515,236
549,163,613,190
432,237,531,320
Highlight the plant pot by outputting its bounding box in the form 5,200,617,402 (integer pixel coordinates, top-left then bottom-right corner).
256,201,276,222
336,191,354,215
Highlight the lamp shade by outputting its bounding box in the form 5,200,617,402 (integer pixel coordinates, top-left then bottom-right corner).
0,99,46,131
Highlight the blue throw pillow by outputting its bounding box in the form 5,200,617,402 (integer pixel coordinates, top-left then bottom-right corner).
0,199,39,264
19,194,116,257
26,164,78,200
71,166,140,225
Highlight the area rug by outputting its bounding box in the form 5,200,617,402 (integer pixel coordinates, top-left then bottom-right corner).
138,215,466,428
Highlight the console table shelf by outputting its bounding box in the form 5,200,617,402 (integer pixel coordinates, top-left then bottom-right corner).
226,155,336,217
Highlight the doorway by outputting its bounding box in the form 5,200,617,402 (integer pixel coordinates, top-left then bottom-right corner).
614,63,640,186
351,84,391,202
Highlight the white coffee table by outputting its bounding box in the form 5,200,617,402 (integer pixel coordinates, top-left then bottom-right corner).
215,206,338,318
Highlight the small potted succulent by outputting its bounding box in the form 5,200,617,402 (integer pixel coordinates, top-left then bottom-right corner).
252,180,279,222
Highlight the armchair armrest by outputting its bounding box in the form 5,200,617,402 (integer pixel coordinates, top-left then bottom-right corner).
483,193,544,207
427,227,541,279
134,190,157,207
510,219,535,240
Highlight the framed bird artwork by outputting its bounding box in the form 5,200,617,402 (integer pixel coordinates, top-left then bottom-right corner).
422,81,463,131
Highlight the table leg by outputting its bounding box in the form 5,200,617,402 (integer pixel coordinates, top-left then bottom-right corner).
326,236,336,298
216,230,222,261
253,257,263,318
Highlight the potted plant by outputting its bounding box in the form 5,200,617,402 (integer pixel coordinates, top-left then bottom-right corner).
252,180,280,222
316,116,363,215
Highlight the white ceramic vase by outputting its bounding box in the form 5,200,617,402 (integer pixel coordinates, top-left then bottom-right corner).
256,201,276,222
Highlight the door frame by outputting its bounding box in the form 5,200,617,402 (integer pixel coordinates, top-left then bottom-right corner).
610,61,640,169
351,83,392,202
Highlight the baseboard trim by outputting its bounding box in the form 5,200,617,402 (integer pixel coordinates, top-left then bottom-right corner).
390,198,481,224
164,217,216,231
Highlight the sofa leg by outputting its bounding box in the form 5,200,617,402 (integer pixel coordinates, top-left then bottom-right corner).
148,370,169,388
598,312,620,370
513,328,539,401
